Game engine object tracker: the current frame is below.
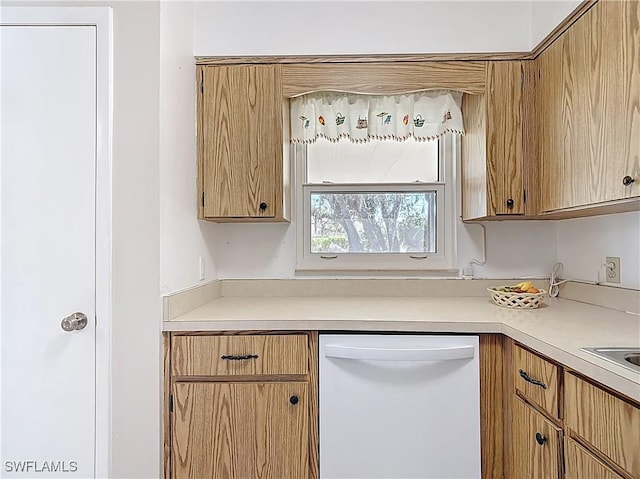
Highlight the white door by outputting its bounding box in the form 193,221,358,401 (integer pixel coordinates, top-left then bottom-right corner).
1,23,98,477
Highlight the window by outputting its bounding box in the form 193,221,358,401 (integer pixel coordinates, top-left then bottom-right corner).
295,135,457,272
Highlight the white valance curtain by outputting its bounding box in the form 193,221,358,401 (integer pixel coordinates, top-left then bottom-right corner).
290,90,464,143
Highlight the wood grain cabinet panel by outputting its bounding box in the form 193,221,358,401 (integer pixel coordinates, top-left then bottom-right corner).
538,0,640,213
506,341,640,479
461,61,533,219
167,332,318,479
538,33,565,213
198,64,289,222
564,372,640,478
172,382,309,479
514,345,561,419
510,397,563,479
565,437,624,479
486,61,524,216
171,334,309,377
281,61,487,96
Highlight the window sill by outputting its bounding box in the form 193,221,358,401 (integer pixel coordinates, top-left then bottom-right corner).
294,268,460,278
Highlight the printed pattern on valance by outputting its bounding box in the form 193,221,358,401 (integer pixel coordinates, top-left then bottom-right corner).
290,90,464,143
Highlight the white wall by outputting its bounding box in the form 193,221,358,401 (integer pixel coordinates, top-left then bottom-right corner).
159,1,218,294
194,1,533,55
556,212,640,290
530,0,583,47
214,219,558,280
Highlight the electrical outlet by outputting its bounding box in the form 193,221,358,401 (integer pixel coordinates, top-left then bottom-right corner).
605,256,620,284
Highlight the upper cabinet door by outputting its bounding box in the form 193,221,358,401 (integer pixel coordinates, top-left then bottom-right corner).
461,60,527,219
200,64,284,219
539,0,640,212
538,33,565,213
591,0,640,204
486,61,525,215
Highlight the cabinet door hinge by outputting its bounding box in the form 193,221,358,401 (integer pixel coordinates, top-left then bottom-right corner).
200,71,204,94
201,191,205,208
523,189,527,203
169,393,173,413
520,71,524,90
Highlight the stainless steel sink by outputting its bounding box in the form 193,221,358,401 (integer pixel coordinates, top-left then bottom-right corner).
581,347,640,374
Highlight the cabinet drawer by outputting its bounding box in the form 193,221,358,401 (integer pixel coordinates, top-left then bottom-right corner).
565,372,640,478
514,345,560,418
172,334,309,377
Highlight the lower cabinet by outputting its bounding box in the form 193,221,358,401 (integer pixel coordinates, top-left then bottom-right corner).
172,382,309,479
510,397,563,479
165,333,639,479
166,332,318,479
564,372,640,478
506,339,640,479
564,437,623,479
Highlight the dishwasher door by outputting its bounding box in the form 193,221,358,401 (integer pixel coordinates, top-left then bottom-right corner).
319,334,481,479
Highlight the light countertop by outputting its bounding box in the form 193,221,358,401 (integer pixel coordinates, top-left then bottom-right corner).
165,295,640,402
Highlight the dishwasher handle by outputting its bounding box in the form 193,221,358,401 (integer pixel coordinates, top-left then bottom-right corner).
324,344,475,361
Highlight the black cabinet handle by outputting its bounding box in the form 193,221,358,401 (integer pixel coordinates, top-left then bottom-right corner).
259,202,268,211
535,432,547,446
289,395,299,405
519,369,547,389
506,198,515,209
220,354,259,361
623,175,635,186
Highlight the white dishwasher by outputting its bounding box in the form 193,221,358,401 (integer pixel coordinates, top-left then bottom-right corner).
319,334,481,479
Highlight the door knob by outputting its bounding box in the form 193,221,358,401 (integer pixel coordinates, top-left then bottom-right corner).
61,312,88,332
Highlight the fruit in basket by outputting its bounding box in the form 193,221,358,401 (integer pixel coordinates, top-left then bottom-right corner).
514,281,534,291
491,282,541,294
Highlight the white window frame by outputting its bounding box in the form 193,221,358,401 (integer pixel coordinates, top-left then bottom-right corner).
295,135,457,272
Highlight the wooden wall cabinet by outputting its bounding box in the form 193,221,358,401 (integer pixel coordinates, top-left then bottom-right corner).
166,333,318,479
463,0,640,220
461,61,538,220
197,64,290,222
537,0,640,215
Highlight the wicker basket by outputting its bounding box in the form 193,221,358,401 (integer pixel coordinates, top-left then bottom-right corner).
487,287,547,309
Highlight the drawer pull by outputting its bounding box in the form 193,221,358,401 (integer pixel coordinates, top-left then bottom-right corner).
519,369,547,389
535,432,547,446
221,354,259,361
